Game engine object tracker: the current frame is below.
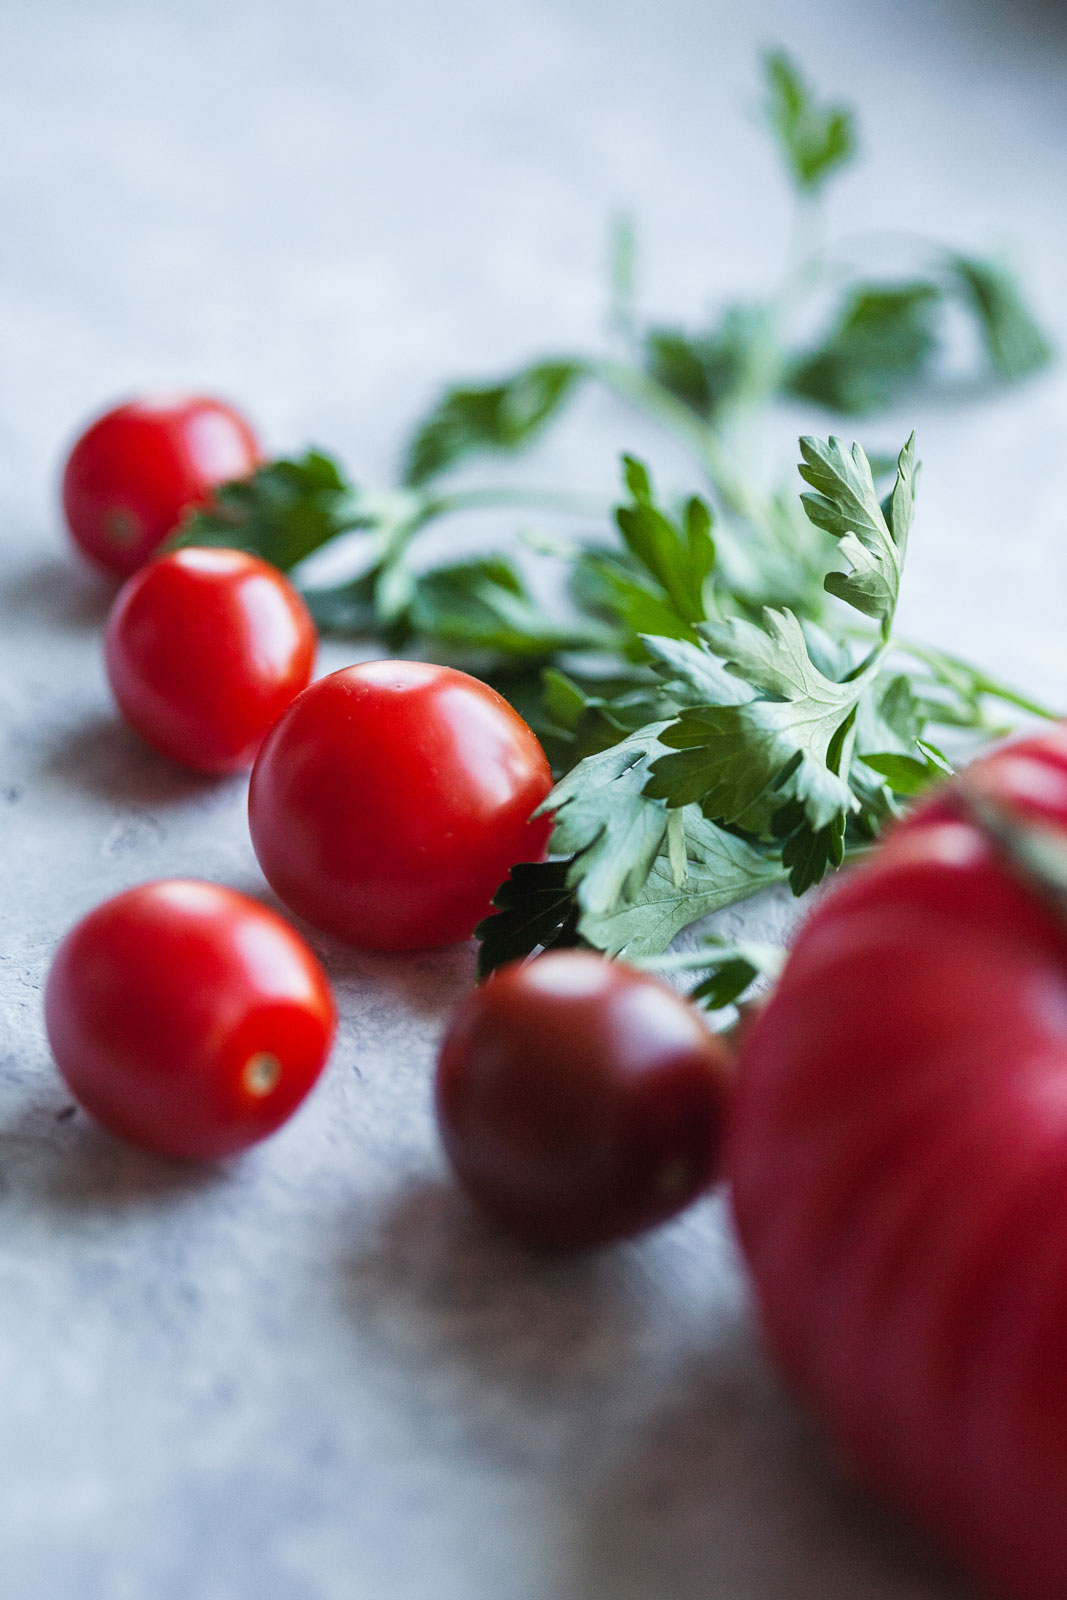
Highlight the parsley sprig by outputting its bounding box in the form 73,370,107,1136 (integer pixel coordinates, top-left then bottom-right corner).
478,430,1031,974
170,48,1056,974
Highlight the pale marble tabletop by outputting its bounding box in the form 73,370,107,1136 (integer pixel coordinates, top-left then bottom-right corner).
1,1,1065,1596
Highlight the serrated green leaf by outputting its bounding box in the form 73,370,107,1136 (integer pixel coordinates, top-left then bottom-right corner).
572,550,701,644
683,938,786,1009
763,49,856,195
475,860,582,977
403,360,583,486
690,958,761,1010
644,304,781,420
174,449,366,572
884,430,917,553
851,671,921,765
545,727,675,914
772,800,847,894
949,254,1052,381
407,555,607,657
647,607,867,832
788,283,942,414
622,453,652,502
799,434,911,627
701,606,847,702
613,463,715,626
302,568,380,633
541,668,589,734
640,634,754,708
862,741,953,797
575,810,785,957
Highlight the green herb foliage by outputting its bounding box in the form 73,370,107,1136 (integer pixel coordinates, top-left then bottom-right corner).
762,49,856,195
174,49,1054,974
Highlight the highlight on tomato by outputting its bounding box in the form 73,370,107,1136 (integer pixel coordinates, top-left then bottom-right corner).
728,725,1067,1600
44,879,336,1160
105,547,316,774
435,950,734,1248
61,395,260,576
247,660,555,951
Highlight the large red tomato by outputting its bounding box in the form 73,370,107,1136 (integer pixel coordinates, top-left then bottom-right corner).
728,726,1067,1600
61,395,260,576
45,879,336,1160
247,660,554,951
105,547,316,774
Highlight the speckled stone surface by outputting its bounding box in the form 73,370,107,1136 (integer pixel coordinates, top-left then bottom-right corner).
1,1,1066,1595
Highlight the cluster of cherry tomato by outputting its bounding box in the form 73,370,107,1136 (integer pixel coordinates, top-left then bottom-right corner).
47,394,733,1246
46,393,1067,1598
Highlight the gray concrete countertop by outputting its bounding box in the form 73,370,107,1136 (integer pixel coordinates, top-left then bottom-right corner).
1,1,1065,1595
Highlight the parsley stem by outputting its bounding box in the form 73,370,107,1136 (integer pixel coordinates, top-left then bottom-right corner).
894,640,1062,721
636,943,787,976
374,484,609,572
418,485,607,524
589,359,768,525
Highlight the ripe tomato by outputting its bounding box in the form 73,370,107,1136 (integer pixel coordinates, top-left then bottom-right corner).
61,396,260,576
105,547,316,774
45,880,336,1160
435,951,733,1248
248,660,554,951
728,726,1067,1600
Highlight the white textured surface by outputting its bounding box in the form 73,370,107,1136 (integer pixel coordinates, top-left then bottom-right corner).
1,1,1065,1595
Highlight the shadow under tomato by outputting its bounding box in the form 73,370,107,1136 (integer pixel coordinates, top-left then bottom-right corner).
338,1175,665,1421
321,939,478,1020
570,1340,975,1600
0,1089,231,1215
220,884,480,1020
36,712,240,810
0,554,117,634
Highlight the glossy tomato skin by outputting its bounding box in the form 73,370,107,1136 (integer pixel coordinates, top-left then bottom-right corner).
44,880,336,1160
728,727,1067,1600
61,396,260,576
105,547,316,774
436,951,733,1248
248,660,554,951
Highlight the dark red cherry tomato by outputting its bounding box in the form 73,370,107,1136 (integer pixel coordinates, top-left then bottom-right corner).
45,880,336,1160
61,395,260,576
105,547,316,774
248,660,554,951
435,951,734,1248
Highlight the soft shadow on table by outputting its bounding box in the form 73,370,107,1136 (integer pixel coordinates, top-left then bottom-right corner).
36,713,235,809
0,1089,230,1214
0,555,116,633
340,1176,658,1418
341,1176,978,1600
318,940,478,1020
570,1343,977,1600
219,879,480,1019
969,0,1067,38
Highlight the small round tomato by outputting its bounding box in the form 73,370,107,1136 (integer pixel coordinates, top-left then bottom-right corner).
105,547,316,774
61,395,260,576
45,880,336,1160
435,951,733,1248
248,660,554,951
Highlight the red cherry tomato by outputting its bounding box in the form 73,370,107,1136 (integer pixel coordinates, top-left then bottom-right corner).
45,880,336,1161
435,951,733,1248
248,660,554,951
61,396,260,576
105,547,316,774
728,726,1067,1600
